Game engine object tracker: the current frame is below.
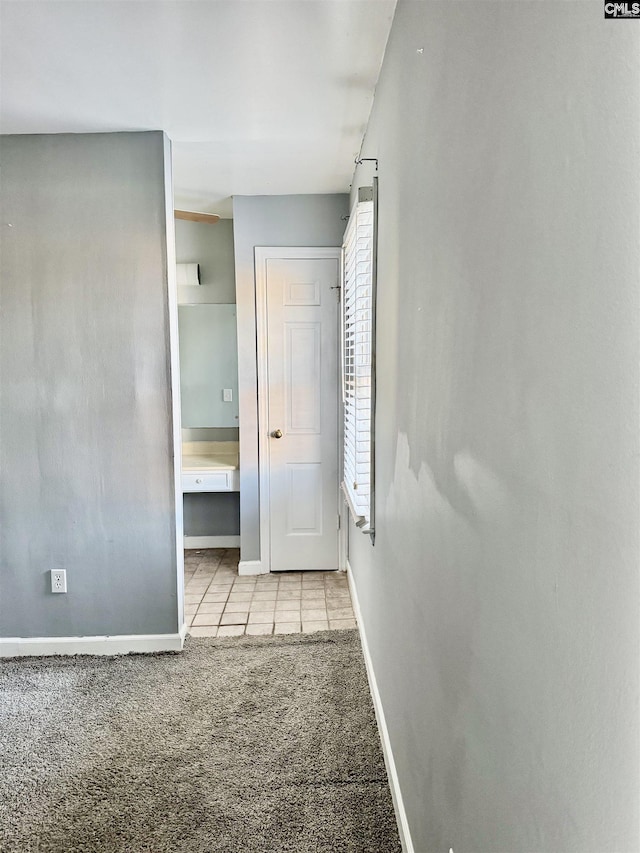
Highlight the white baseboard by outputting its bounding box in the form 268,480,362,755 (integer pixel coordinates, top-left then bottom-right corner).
0,631,186,658
346,560,414,853
238,559,268,576
184,535,240,549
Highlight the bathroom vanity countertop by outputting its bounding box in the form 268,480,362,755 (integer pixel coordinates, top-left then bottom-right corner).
181,441,239,471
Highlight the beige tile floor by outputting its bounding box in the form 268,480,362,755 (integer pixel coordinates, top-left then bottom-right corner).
184,548,356,638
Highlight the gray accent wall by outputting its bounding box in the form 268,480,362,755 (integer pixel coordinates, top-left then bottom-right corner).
0,132,180,638
178,304,239,428
175,218,236,304
175,216,239,537
183,494,240,538
349,2,640,851
232,194,349,562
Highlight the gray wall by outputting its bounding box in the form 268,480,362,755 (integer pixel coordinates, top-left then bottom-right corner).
175,217,239,537
175,218,235,304
349,3,640,852
233,194,348,562
176,221,238,430
178,304,239,428
0,132,180,638
183,493,240,538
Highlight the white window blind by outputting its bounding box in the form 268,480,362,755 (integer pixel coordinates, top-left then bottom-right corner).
342,194,374,530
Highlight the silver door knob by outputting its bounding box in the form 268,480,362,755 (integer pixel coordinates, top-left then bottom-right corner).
271,429,283,439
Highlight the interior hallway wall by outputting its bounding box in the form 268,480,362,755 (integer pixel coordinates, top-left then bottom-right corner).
232,194,348,564
0,131,181,638
176,217,240,539
349,2,640,851
175,217,236,305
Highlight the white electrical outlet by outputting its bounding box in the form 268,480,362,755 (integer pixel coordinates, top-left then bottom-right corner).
223,388,233,402
50,569,67,593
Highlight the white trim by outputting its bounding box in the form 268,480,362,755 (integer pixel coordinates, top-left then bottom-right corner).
0,632,186,658
238,559,268,576
338,501,348,571
162,134,186,636
346,560,415,853
254,246,342,574
341,481,368,530
184,535,240,549
273,566,339,573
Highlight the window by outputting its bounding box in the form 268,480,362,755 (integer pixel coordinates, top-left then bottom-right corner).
341,184,377,534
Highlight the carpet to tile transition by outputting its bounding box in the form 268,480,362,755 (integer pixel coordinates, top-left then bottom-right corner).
0,630,401,853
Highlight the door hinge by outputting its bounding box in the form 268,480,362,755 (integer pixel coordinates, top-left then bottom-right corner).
330,284,341,302
337,513,341,530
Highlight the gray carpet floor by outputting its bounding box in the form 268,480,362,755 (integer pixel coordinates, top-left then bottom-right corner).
0,630,401,853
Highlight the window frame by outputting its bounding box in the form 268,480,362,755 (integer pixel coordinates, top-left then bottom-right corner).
340,181,378,537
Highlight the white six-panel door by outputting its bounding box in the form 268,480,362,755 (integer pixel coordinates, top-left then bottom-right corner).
256,249,340,572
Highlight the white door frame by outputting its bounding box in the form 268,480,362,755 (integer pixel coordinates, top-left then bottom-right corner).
254,246,342,574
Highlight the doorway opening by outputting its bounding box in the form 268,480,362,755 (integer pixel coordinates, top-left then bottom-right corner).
184,548,355,637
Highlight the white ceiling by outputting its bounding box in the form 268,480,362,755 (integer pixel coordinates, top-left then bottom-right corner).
0,0,396,217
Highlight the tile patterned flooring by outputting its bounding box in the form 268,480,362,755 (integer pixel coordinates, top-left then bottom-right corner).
184,548,356,638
